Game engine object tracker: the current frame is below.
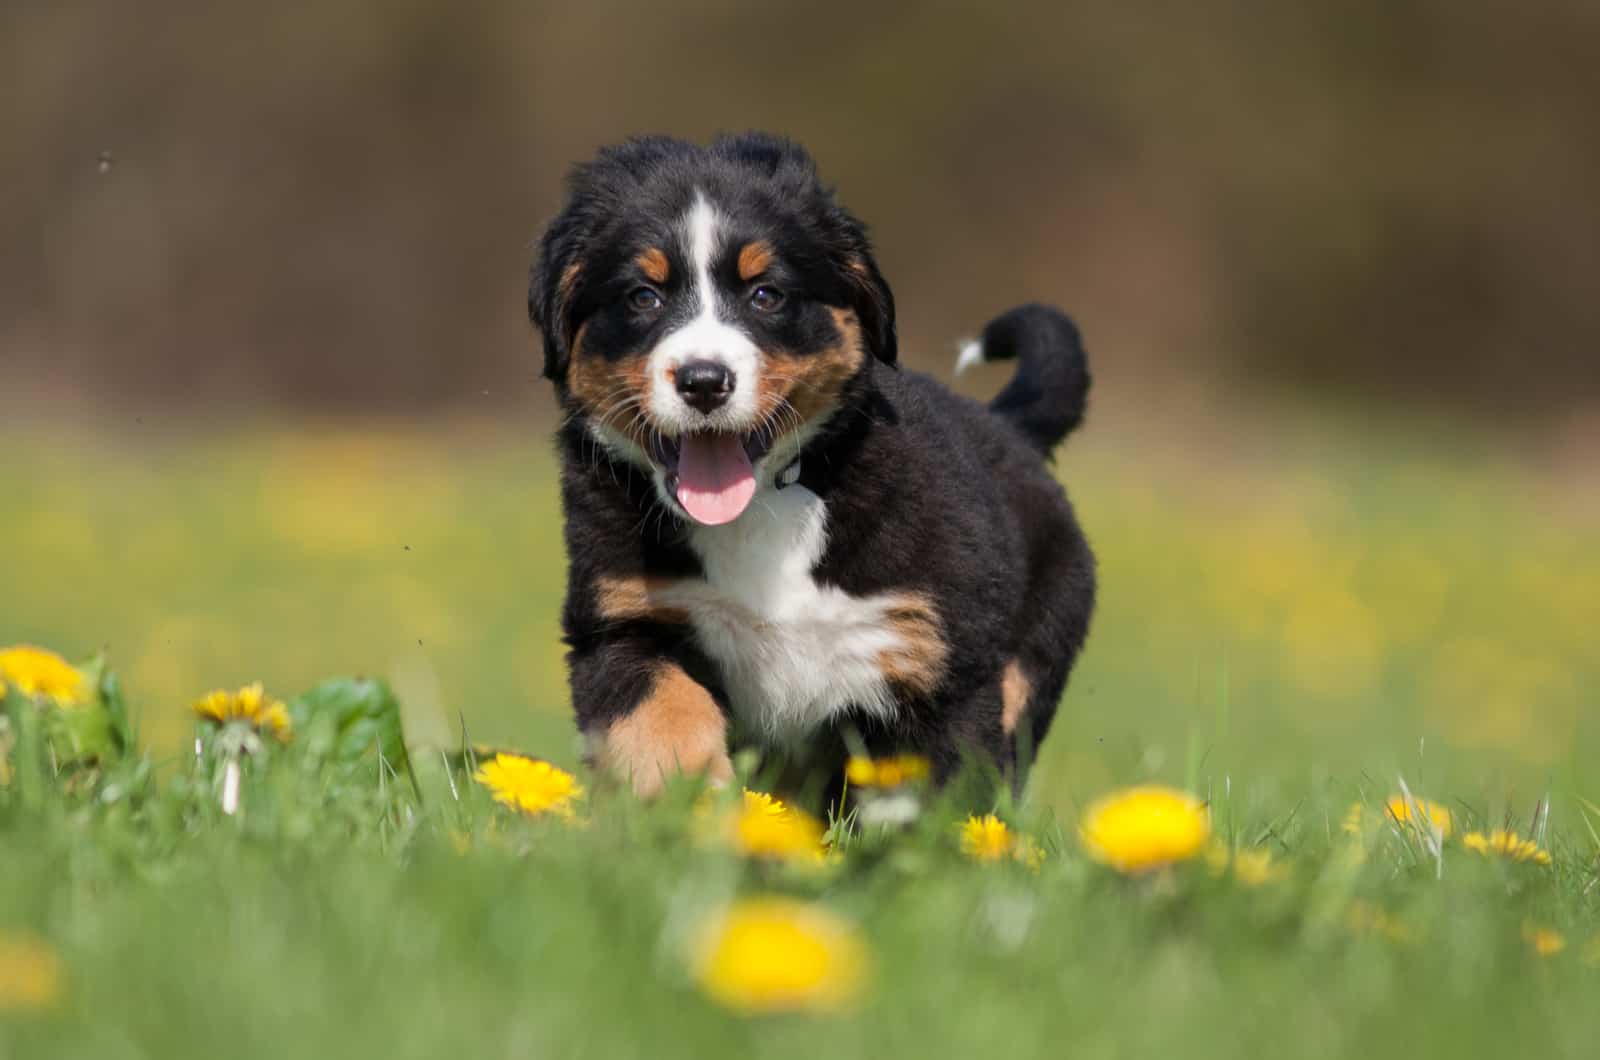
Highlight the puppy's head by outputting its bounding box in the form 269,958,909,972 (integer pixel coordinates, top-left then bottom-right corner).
530,133,895,526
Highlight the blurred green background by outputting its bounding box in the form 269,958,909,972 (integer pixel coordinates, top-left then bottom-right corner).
5,403,1596,818
4,1,1598,817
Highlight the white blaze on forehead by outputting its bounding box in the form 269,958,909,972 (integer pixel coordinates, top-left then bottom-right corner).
646,193,760,435
686,192,720,288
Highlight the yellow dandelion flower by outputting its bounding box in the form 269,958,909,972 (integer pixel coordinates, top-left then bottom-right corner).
844,754,931,789
1206,841,1288,886
715,789,828,864
192,682,292,741
958,814,1044,868
0,934,62,1010
1080,785,1210,874
1524,924,1566,958
473,753,583,818
741,789,789,818
1340,802,1367,835
1462,829,1551,866
1385,794,1453,837
0,646,89,708
693,897,867,1013
960,814,1014,862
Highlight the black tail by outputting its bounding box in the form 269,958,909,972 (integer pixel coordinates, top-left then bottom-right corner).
957,304,1090,456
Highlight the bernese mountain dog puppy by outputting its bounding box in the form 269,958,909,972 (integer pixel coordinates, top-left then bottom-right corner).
529,133,1095,802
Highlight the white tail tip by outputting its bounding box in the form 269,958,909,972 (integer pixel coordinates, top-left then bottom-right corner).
954,339,985,377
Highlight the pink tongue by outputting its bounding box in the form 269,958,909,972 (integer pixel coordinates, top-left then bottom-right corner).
675,434,756,525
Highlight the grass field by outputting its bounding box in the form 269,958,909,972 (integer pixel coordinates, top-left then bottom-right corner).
3,406,1598,1058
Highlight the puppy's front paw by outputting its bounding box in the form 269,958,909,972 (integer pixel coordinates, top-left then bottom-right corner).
590,664,733,798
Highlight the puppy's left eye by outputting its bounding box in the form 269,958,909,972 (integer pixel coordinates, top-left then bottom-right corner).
628,286,664,312
749,285,786,313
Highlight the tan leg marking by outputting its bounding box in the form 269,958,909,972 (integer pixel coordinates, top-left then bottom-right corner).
1000,659,1032,736
593,664,733,798
594,575,691,625
877,593,949,695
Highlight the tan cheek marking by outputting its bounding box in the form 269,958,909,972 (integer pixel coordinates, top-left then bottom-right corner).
1000,659,1032,736
757,307,867,427
737,241,773,282
593,664,733,798
635,247,670,284
594,575,691,625
877,593,948,695
566,324,652,444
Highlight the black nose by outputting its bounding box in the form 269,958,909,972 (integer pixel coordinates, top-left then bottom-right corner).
675,359,734,414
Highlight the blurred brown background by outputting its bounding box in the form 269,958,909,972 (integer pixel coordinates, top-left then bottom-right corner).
6,0,1600,790
6,0,1599,417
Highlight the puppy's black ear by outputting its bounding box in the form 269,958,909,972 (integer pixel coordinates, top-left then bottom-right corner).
827,204,896,365
529,209,586,382
844,250,897,366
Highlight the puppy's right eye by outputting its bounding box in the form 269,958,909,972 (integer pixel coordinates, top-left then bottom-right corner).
628,286,664,313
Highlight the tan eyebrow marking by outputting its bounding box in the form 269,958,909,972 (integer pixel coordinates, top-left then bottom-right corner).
737,241,773,282
635,247,670,284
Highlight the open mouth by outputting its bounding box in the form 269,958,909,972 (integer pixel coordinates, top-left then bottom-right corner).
650,431,773,526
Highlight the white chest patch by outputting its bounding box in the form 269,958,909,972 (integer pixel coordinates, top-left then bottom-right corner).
663,486,919,747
